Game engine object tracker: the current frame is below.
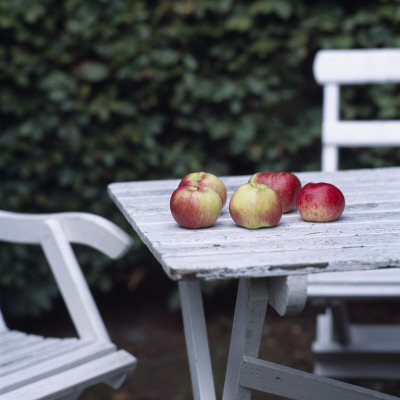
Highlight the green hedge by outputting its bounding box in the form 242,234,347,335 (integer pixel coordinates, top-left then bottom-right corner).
1,0,400,317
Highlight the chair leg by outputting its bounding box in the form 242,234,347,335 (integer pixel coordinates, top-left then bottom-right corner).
105,373,130,389
329,300,351,345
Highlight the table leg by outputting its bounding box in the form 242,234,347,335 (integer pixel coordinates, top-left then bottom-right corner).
222,278,269,400
178,281,216,400
223,276,400,400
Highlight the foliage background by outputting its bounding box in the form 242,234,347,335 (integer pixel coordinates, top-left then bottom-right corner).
1,0,400,317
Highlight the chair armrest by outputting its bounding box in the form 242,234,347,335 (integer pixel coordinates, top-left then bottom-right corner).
0,210,134,340
0,210,133,259
58,213,133,259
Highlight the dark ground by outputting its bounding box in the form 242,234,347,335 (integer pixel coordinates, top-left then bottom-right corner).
10,282,400,400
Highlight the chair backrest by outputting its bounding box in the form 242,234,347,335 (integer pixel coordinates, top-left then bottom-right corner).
0,211,133,342
313,49,400,172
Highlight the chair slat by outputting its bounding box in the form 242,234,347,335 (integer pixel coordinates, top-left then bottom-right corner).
314,49,400,84
0,350,136,400
0,339,118,394
324,121,400,146
0,335,61,367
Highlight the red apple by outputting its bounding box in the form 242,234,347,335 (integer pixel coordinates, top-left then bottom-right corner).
170,186,222,228
229,183,283,229
179,172,227,208
296,182,345,222
249,172,302,213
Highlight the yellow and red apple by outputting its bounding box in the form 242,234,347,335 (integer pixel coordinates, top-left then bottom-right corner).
179,171,227,208
229,182,283,229
170,185,222,228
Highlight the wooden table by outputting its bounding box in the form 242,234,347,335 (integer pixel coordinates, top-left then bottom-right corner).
108,167,400,400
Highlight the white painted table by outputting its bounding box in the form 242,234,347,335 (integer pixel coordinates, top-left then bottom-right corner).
108,167,400,400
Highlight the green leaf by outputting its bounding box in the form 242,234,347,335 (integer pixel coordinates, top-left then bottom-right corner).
225,15,253,31
250,0,293,20
78,62,110,82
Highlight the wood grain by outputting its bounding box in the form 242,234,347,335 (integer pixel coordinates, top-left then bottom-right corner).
109,167,400,281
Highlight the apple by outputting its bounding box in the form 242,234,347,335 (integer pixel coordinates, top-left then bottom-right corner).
179,171,227,208
249,172,302,213
170,185,222,228
296,182,345,222
229,182,283,229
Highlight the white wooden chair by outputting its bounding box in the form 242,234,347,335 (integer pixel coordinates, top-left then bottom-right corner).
0,210,137,400
307,49,400,379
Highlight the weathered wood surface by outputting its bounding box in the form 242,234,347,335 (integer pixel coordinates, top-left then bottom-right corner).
108,167,400,281
240,356,400,400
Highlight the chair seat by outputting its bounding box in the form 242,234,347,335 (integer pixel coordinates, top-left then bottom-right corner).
307,269,400,300
313,313,400,380
0,329,136,400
